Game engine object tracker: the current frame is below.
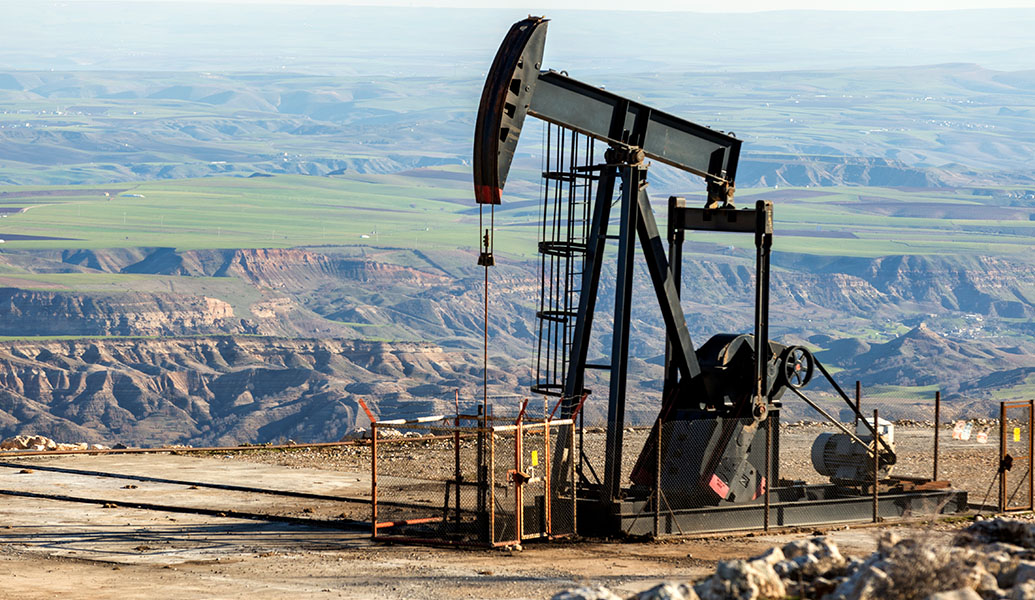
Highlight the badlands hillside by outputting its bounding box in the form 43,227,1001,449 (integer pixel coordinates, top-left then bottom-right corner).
1,243,1034,445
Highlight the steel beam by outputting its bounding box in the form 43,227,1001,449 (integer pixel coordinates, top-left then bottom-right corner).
663,197,686,400
529,72,740,185
635,191,700,381
561,167,617,411
610,488,969,536
669,204,767,233
602,165,640,502
754,200,774,408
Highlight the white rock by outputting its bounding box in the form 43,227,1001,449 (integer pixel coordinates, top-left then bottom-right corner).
782,539,817,560
958,519,1035,550
633,582,699,600
776,537,845,579
377,427,404,439
1,434,58,451
752,546,785,567
695,558,785,600
830,564,890,600
551,585,622,600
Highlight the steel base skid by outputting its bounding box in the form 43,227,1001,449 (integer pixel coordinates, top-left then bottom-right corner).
578,484,969,537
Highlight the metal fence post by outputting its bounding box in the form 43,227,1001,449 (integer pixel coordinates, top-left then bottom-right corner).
489,425,496,544
515,419,524,542
873,408,879,523
934,391,940,481
764,415,771,532
545,420,552,537
997,403,1006,511
654,420,661,538
571,422,577,536
1000,401,1007,512
371,422,378,539
454,418,462,525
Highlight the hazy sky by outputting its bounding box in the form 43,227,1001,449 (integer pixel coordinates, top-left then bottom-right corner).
60,0,1035,10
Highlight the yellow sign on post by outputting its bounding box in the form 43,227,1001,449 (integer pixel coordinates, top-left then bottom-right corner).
1015,427,1022,443
531,450,538,466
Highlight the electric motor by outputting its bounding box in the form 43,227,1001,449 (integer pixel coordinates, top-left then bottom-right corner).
811,432,894,483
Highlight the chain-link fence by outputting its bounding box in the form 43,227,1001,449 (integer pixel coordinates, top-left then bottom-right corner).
861,387,1002,513
369,384,1025,540
371,415,575,546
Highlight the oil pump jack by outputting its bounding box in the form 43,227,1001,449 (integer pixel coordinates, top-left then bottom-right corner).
473,17,965,535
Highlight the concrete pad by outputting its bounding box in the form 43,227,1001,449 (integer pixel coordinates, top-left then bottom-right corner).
0,453,371,564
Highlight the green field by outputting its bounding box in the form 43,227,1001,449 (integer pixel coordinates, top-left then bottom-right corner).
0,173,474,251
1,173,1031,262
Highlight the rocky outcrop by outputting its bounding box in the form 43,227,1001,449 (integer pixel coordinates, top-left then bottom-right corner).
0,289,240,337
4,244,1035,422
120,247,453,289
772,254,1035,320
0,337,515,447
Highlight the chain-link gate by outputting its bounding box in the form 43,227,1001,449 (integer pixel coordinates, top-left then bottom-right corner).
1000,400,1033,512
372,415,575,546
489,420,576,544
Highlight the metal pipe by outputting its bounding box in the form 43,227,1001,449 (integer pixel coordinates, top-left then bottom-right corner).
375,517,444,529
0,461,389,507
787,386,873,450
815,361,894,457
0,488,368,531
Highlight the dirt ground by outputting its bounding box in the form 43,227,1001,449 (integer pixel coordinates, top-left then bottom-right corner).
0,425,1005,599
